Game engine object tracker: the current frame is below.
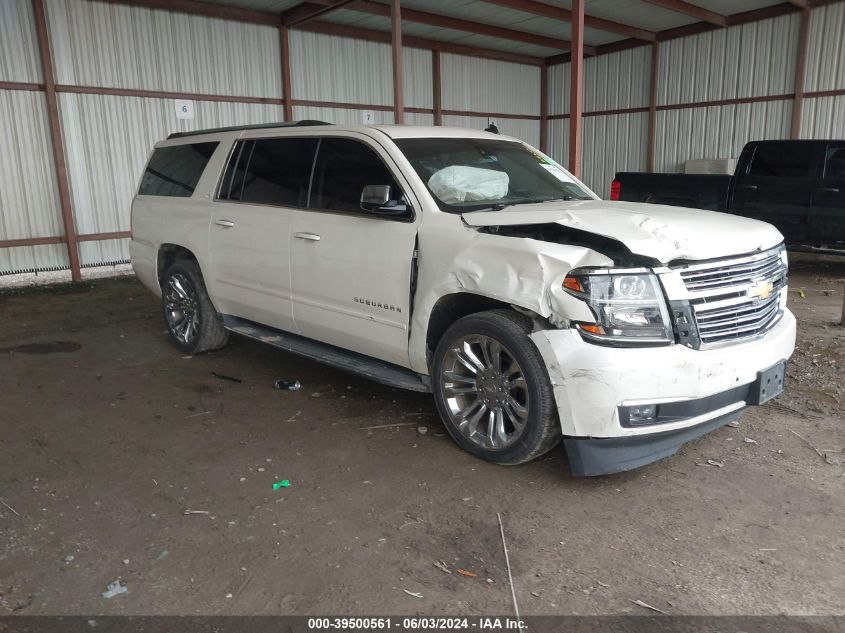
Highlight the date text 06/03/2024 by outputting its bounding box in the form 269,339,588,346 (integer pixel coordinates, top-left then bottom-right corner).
306,617,527,630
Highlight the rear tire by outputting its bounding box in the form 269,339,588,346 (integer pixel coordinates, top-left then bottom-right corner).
432,309,561,465
161,260,229,355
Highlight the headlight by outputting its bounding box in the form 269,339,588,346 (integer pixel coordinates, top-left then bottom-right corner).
563,269,673,346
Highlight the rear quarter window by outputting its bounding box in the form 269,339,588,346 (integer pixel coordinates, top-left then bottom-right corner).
824,146,845,180
139,142,219,197
747,143,814,179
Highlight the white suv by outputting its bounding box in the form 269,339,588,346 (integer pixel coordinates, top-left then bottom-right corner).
130,122,796,476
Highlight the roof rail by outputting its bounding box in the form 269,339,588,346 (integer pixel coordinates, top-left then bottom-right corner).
167,120,331,140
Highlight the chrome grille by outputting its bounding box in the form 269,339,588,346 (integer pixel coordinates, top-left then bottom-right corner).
693,288,784,345
680,248,783,292
670,246,787,347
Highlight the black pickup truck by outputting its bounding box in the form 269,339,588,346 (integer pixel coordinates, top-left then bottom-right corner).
611,140,845,251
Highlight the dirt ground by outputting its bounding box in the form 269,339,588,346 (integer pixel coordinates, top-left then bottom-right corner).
0,255,843,616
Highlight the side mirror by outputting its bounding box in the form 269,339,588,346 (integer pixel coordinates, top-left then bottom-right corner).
360,185,392,210
360,185,410,217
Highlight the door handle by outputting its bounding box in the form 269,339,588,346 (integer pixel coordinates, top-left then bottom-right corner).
214,219,235,228
817,187,840,193
738,184,758,191
294,232,321,241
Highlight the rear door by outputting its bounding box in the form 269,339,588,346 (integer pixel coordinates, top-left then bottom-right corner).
206,136,318,332
729,142,819,243
810,143,845,245
289,135,419,367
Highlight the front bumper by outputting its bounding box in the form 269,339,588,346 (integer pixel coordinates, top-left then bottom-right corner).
529,309,796,475
564,406,744,476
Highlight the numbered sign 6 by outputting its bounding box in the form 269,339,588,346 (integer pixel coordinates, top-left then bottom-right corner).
175,100,195,120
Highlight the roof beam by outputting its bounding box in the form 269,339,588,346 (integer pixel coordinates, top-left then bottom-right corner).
346,0,593,53
283,0,359,27
299,20,546,65
544,2,807,65
104,0,281,25
569,0,584,177
477,0,657,42
390,0,403,124
639,0,728,27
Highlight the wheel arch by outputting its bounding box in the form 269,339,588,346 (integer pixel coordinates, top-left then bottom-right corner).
157,243,199,288
428,304,562,464
424,292,549,368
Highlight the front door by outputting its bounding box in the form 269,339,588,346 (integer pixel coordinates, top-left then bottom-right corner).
289,136,419,367
810,143,845,245
206,136,318,332
730,141,818,244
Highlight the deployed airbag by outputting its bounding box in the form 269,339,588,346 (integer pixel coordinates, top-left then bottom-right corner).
428,166,509,204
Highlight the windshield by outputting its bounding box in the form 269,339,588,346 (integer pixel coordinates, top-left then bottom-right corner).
394,137,594,213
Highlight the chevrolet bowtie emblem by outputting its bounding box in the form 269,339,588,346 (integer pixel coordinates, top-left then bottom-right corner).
749,280,774,301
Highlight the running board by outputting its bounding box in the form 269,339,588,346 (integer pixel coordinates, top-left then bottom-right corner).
222,316,431,393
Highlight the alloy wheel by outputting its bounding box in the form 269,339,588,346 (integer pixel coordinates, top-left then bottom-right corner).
164,273,199,345
439,334,530,450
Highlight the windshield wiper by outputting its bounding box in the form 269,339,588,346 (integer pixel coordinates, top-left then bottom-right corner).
464,196,589,213
468,203,509,213
503,197,576,205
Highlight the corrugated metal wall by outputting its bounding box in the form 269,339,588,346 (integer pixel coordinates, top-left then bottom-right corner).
0,0,65,274
294,105,394,125
547,119,569,174
290,31,392,106
804,2,845,94
658,13,799,104
0,90,67,274
548,47,650,118
653,12,800,174
0,0,41,83
547,47,651,195
656,100,793,172
440,55,540,145
442,115,540,149
40,0,285,271
547,12,803,195
801,96,845,139
403,47,434,110
3,1,545,275
289,32,432,110
2,0,845,275
441,54,540,115
583,112,649,197
585,47,651,112
60,93,280,266
801,2,845,140
548,62,570,116
49,0,283,97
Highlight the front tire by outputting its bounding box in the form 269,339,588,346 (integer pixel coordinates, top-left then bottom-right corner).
161,260,229,355
432,309,561,465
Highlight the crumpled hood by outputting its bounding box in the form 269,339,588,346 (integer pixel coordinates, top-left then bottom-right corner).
462,200,784,264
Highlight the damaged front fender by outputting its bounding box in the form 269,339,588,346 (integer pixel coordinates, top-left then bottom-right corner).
408,220,613,373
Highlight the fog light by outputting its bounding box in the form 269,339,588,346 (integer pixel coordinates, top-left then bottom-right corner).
628,404,657,424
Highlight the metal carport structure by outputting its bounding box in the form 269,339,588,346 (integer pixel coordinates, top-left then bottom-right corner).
0,0,843,280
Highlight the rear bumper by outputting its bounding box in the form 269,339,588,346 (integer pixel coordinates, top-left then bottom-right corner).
129,239,160,297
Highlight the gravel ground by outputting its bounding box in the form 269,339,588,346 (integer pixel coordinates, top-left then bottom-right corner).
0,264,133,290
0,256,843,616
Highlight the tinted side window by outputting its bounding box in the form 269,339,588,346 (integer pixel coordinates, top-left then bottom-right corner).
824,146,845,180
311,138,401,213
747,143,814,178
219,138,318,206
139,142,218,197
